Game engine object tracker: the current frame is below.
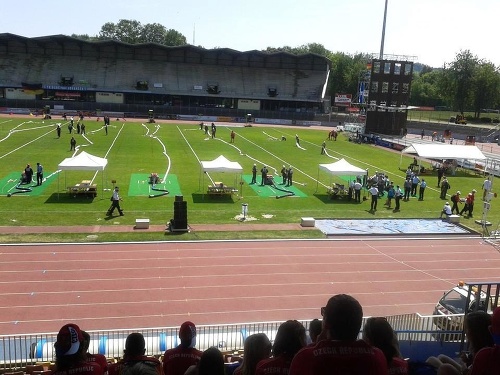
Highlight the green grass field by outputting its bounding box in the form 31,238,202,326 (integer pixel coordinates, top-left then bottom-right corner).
0,116,497,236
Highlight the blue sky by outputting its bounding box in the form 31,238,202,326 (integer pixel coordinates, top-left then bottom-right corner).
2,0,498,68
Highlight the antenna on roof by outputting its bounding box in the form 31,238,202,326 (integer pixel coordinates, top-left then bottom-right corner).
193,23,195,45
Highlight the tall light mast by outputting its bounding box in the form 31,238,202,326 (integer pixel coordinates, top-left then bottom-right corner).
379,0,389,59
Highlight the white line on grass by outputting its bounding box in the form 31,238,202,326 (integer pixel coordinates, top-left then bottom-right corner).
86,123,126,185
143,123,171,183
0,128,54,159
232,128,328,188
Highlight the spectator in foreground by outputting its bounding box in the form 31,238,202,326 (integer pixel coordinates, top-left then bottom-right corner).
362,317,408,375
185,347,226,375
53,323,103,375
427,311,493,375
255,320,306,375
81,331,108,373
108,332,161,375
162,321,202,375
233,333,271,375
289,294,387,375
470,306,500,374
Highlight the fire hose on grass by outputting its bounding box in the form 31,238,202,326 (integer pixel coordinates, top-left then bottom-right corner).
7,179,33,197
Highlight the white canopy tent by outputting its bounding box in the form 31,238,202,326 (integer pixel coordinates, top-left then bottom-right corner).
400,144,487,171
317,158,368,192
401,144,486,160
319,158,368,175
200,155,243,173
58,151,108,171
57,151,108,198
200,155,243,197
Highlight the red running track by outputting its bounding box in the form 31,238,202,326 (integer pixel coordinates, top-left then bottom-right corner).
1,238,499,335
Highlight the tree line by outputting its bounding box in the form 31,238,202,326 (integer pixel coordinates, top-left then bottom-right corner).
72,20,500,119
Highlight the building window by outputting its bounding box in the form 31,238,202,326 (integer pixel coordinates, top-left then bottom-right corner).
394,63,401,75
382,82,389,93
384,62,391,74
404,64,412,75
402,83,409,94
392,82,399,93
371,82,379,93
373,62,381,74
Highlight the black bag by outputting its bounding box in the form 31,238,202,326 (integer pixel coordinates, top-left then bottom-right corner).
110,196,113,201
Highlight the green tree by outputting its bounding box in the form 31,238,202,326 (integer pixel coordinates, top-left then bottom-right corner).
264,43,327,56
163,29,187,46
99,19,142,44
140,23,169,44
70,34,98,41
410,69,446,107
442,50,479,113
98,19,186,46
471,61,500,119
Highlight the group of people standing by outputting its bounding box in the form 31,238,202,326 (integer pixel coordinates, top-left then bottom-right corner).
250,164,294,187
21,163,43,186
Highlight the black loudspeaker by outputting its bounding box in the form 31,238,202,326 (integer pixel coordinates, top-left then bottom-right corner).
173,200,188,230
268,88,278,97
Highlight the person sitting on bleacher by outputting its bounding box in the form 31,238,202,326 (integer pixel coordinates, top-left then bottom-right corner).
82,331,108,374
184,347,226,375
289,294,387,375
308,318,323,344
233,333,271,375
162,321,202,375
53,323,103,375
255,320,306,375
108,333,161,375
362,317,409,375
427,311,493,375
470,307,500,375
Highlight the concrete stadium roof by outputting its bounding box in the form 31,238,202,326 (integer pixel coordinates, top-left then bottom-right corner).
0,33,331,71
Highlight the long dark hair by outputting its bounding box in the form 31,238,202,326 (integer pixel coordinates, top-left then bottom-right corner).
272,320,306,357
198,347,226,375
238,333,271,375
362,317,401,365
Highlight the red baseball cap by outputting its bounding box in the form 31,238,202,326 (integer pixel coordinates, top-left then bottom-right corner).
55,323,83,357
179,321,196,340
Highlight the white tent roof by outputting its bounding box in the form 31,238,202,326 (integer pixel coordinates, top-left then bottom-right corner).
401,144,486,160
319,158,367,176
201,155,243,172
58,151,108,171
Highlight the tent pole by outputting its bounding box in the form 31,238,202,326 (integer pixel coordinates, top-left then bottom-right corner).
315,168,319,193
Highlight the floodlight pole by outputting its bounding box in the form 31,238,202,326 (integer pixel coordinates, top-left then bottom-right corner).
380,0,389,59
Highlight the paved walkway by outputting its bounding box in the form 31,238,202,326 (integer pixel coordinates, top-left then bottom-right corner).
0,223,315,234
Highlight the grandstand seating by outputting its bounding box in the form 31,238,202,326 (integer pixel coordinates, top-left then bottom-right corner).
0,53,326,101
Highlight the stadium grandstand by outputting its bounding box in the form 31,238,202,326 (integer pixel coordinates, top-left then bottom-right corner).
0,33,330,122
